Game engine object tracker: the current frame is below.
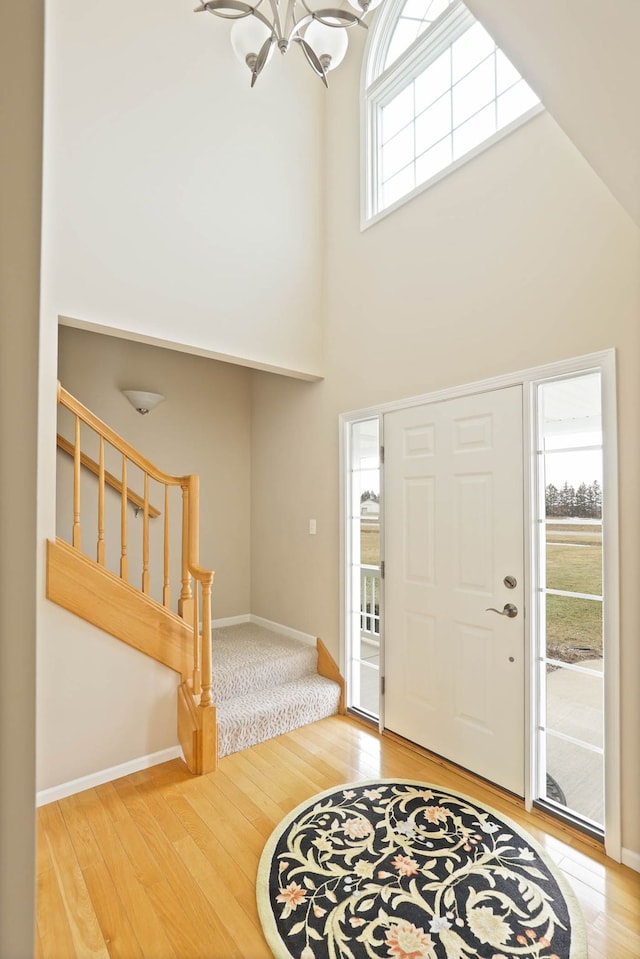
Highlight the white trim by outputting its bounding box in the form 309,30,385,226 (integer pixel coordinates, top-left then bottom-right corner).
621,848,640,873
601,350,621,861
338,351,616,422
36,746,183,807
249,615,316,647
211,613,251,628
339,349,621,860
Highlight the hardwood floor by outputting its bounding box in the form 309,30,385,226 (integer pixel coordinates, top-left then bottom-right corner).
36,715,640,958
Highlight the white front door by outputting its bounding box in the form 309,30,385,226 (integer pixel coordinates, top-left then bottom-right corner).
384,386,525,795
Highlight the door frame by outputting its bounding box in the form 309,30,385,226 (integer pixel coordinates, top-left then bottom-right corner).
339,348,620,861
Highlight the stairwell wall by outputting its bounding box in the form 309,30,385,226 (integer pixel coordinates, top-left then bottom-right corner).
36,327,252,793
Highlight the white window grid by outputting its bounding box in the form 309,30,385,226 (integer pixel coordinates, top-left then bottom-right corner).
362,0,543,226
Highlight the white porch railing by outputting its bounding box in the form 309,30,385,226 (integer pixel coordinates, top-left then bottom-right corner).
360,565,381,641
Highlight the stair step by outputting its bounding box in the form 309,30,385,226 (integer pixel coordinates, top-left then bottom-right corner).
211,624,319,703
216,674,341,759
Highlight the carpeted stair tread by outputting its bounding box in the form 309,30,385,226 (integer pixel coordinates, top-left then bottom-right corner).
217,673,341,759
211,624,319,703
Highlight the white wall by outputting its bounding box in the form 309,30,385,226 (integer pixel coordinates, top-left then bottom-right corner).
250,44,640,856
44,0,325,379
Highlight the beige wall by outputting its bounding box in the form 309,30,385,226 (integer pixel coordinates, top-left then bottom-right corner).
36,328,252,792
44,0,324,378
0,3,42,955
250,56,640,857
466,0,640,226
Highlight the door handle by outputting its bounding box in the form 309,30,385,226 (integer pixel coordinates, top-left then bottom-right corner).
485,603,518,618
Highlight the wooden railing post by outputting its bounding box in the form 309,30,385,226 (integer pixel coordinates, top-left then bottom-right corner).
179,482,193,621
97,436,105,565
142,472,150,594
120,455,128,581
163,485,170,607
72,415,81,549
192,583,201,697
199,573,214,708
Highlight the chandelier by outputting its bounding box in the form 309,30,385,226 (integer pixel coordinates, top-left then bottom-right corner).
194,0,383,86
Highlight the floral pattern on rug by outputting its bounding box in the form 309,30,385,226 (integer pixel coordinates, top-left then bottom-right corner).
260,782,584,959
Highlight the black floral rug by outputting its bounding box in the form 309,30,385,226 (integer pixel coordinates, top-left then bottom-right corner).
256,780,586,959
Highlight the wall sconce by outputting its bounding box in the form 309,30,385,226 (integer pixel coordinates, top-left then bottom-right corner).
121,390,165,415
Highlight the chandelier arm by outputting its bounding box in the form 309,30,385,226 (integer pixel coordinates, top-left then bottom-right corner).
195,0,261,19
293,35,328,86
297,1,362,26
249,7,278,31
264,0,286,43
251,34,277,84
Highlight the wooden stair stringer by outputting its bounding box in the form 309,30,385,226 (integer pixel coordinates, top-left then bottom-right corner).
316,637,346,714
46,537,193,682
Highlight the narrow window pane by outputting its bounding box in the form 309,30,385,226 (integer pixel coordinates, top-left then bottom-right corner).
382,124,414,181
351,468,381,513
540,373,602,447
452,56,495,127
358,661,380,716
452,102,495,159
385,20,422,68
415,49,451,113
451,21,495,82
416,135,452,185
497,78,539,128
382,85,414,144
496,49,520,94
382,163,416,208
546,526,602,596
546,594,602,668
415,90,451,154
546,664,603,749
400,0,434,19
424,0,453,21
361,515,380,566
545,734,603,825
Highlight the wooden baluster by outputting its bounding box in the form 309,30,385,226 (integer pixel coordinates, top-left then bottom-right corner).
120,455,128,581
97,436,105,565
192,582,201,697
72,415,81,548
179,483,193,620
142,472,150,594
200,574,214,707
163,484,170,607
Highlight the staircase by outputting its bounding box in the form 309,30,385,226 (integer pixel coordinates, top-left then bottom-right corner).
212,623,342,757
48,383,344,776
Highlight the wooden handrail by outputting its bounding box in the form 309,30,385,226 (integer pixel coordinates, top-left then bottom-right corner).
58,383,187,488
56,434,161,518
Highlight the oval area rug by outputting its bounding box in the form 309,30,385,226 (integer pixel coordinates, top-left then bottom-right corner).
256,780,586,959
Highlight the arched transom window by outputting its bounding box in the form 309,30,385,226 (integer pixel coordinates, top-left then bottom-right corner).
363,0,542,224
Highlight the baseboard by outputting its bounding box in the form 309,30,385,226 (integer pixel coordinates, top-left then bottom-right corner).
211,613,251,628
621,847,640,873
36,745,183,807
249,614,316,646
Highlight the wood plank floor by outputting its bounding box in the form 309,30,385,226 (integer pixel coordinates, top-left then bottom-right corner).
36,715,640,958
